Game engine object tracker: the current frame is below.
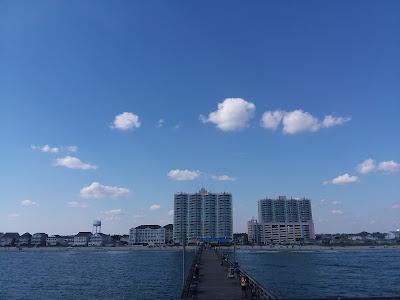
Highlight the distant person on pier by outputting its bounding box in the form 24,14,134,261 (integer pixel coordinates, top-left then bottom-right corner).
240,275,248,298
193,264,199,279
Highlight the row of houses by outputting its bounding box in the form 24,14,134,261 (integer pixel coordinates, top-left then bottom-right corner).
0,232,112,247
0,224,175,247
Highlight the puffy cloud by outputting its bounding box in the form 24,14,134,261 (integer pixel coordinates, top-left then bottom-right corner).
67,201,88,208
111,112,141,130
150,204,161,211
103,209,123,221
157,119,165,128
356,158,400,174
80,182,129,198
392,204,400,209
261,111,284,130
332,209,344,215
200,98,256,131
21,199,37,207
325,173,359,185
211,175,236,181
357,158,376,174
322,115,351,128
31,144,59,153
67,146,78,153
168,169,200,181
282,110,320,134
261,109,350,134
55,156,97,170
377,160,400,173
331,200,341,205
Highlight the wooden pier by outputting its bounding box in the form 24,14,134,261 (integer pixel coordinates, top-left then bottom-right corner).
181,246,277,299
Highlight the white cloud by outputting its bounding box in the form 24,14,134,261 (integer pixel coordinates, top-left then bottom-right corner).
357,158,376,174
157,119,165,128
332,209,344,215
67,201,88,208
80,182,129,198
7,213,20,219
260,111,284,130
392,204,400,209
55,156,97,170
31,144,59,153
67,146,78,153
103,209,123,221
377,160,400,173
282,110,321,134
332,200,341,205
168,209,174,216
211,175,236,181
21,199,37,207
167,169,200,181
260,110,350,134
325,173,359,185
150,204,161,211
111,112,141,130
322,115,351,128
200,98,256,131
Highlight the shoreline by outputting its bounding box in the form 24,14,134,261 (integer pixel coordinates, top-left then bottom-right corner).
0,244,399,252
235,244,400,251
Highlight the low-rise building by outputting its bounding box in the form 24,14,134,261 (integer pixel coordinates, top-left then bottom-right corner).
18,233,32,246
73,232,92,246
0,233,19,247
129,225,166,245
88,233,112,246
31,233,48,246
164,224,173,244
248,219,314,245
47,235,66,246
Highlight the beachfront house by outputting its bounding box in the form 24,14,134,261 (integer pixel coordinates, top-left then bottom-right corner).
129,225,166,245
31,233,48,246
88,233,112,246
47,235,66,246
73,232,92,246
19,233,32,246
0,233,20,247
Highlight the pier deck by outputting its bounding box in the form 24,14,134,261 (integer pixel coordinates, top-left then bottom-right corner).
195,248,244,299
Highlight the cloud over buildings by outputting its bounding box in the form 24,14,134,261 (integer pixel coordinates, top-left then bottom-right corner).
200,98,256,131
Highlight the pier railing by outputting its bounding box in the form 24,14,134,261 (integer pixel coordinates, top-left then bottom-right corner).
216,248,278,299
181,244,203,299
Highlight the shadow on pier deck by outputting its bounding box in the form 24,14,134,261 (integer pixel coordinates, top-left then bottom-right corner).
182,247,277,299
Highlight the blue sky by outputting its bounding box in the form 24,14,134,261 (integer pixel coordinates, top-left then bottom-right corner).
1,1,399,234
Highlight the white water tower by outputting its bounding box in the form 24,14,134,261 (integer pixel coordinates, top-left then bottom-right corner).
93,220,102,233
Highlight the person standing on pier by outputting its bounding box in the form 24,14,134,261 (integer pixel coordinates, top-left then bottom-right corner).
240,275,249,299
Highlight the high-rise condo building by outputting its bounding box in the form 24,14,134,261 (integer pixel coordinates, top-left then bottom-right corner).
173,188,233,244
248,196,315,244
258,196,313,223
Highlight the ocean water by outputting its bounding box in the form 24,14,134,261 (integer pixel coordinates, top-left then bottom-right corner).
0,249,193,300
236,249,400,299
1,249,399,299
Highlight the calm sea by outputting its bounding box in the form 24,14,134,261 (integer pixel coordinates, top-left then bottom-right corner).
0,249,193,300
0,249,399,299
236,249,400,299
